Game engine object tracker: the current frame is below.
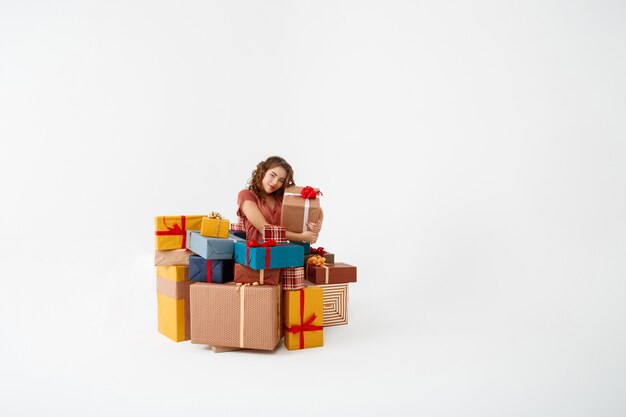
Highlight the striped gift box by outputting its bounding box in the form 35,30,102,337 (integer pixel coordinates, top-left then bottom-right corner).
230,219,246,232
281,267,305,291
320,283,349,326
263,224,287,243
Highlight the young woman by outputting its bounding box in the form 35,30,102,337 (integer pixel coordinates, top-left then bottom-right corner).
237,156,322,243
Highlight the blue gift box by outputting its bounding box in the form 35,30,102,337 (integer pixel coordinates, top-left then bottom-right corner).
186,230,235,259
189,255,234,283
290,241,311,255
233,241,304,270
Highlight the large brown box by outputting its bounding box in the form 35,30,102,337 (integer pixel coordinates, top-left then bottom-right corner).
234,263,280,285
190,283,282,350
306,263,357,285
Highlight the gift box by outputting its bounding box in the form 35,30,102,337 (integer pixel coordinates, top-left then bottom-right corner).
155,215,205,250
186,230,235,259
263,224,287,243
306,263,357,285
284,287,324,350
280,186,322,233
229,230,246,240
190,282,282,350
200,214,230,239
233,241,304,270
154,249,192,266
305,282,349,327
291,241,311,255
304,252,335,264
281,267,305,291
234,263,280,285
189,255,234,283
156,265,191,342
230,219,246,232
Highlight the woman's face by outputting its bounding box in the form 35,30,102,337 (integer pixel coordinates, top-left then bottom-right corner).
262,165,288,195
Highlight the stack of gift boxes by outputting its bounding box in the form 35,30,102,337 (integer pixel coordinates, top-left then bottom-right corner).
153,186,357,351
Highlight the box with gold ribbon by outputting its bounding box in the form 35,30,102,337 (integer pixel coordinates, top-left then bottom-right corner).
306,258,357,285
156,265,191,342
234,263,280,285
200,212,230,239
280,185,322,233
304,246,334,264
154,215,206,250
190,282,282,351
284,286,324,350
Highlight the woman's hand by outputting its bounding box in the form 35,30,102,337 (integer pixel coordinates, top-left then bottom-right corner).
307,221,322,234
300,230,318,244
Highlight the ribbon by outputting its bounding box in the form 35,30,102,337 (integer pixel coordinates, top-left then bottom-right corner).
209,212,222,219
286,289,323,349
236,282,258,348
155,216,187,249
246,240,277,269
323,265,329,284
310,247,327,256
205,259,213,283
259,269,264,285
306,255,326,267
300,186,318,199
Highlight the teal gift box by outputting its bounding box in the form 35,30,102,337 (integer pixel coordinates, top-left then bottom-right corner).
290,241,311,255
186,230,234,260
234,241,304,270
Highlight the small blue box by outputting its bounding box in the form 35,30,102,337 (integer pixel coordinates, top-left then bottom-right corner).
233,241,304,270
189,255,234,283
186,230,234,259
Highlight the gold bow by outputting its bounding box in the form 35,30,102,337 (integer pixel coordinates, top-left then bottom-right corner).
209,212,222,219
306,255,326,267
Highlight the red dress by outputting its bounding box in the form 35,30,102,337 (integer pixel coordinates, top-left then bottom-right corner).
237,189,283,242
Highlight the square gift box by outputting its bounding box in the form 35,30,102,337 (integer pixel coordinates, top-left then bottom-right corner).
154,215,205,250
200,215,230,239
233,241,304,270
306,263,357,285
263,224,286,243
189,255,234,283
281,267,305,291
186,230,235,259
305,281,349,327
280,186,322,233
190,282,282,350
284,286,324,350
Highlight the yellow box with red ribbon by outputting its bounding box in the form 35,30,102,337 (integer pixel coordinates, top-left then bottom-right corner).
284,286,324,350
154,215,205,250
200,212,230,239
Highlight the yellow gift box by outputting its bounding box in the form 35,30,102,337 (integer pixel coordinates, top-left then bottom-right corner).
156,265,191,342
200,214,230,239
284,286,324,350
154,215,205,250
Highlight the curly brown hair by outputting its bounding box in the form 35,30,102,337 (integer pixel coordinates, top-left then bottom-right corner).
247,156,295,200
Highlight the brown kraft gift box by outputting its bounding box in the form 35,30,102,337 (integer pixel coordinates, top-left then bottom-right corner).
306,263,357,285
190,282,282,350
234,263,280,285
154,249,192,266
280,186,322,233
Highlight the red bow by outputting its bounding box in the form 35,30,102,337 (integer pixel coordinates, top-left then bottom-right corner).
246,239,277,269
300,186,317,199
310,247,326,255
155,216,187,248
286,289,323,349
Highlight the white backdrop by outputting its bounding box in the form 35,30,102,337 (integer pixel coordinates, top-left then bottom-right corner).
1,1,625,416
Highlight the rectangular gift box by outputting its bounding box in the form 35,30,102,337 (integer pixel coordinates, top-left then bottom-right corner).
155,215,206,250
234,263,280,285
190,282,282,350
284,287,324,350
233,241,304,270
306,263,357,285
156,265,191,342
201,216,230,239
229,230,246,240
305,252,335,264
186,230,235,259
280,186,322,233
263,224,287,243
305,281,349,327
189,255,234,283
154,249,192,266
281,267,305,291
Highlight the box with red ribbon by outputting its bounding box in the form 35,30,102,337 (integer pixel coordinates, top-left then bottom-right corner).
189,255,234,284
280,186,322,233
262,224,286,243
233,240,304,270
234,263,280,285
284,286,324,350
154,215,206,250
